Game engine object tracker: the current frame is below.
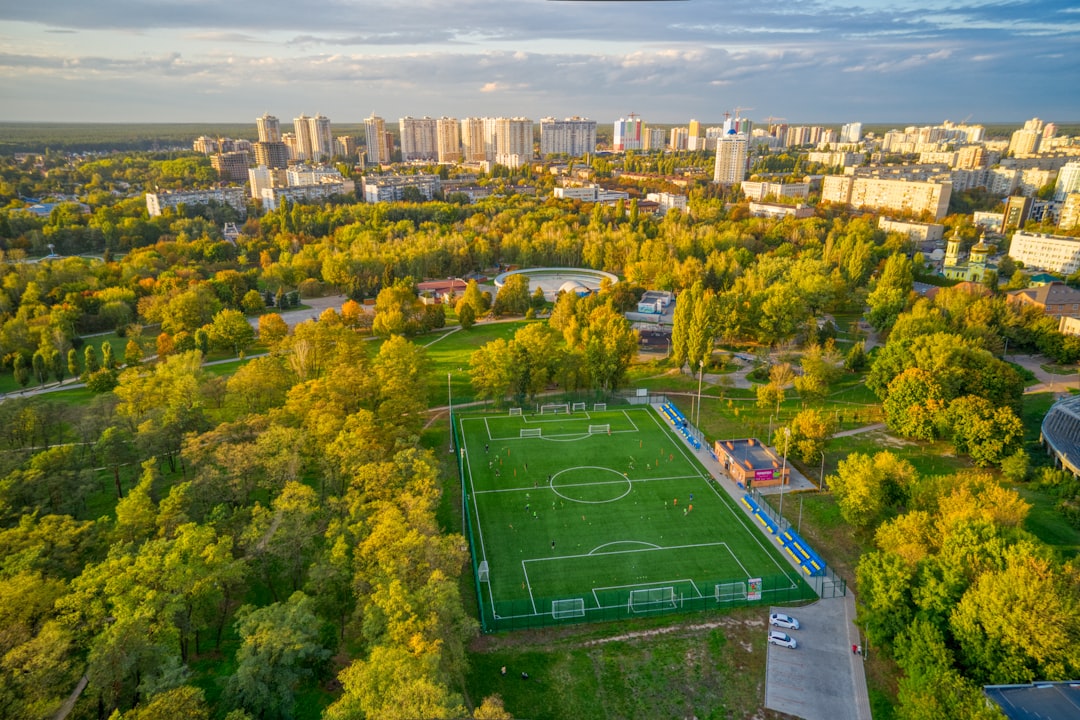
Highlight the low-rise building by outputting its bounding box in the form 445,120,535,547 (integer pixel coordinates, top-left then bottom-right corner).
1009,230,1080,275
645,192,687,215
361,174,441,203
878,217,945,243
740,181,810,202
259,181,354,211
748,202,814,219
1008,281,1080,317
822,175,951,220
145,188,247,217
714,438,790,488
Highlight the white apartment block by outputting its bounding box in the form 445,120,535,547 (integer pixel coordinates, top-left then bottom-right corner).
460,118,488,163
293,114,314,162
286,165,344,186
987,168,1020,196
307,114,333,163
1009,230,1080,275
554,185,629,203
643,128,666,151
256,113,281,143
713,133,748,185
740,181,810,202
840,122,863,144
1055,162,1080,201
260,182,354,211
364,115,392,165
399,116,439,162
361,174,441,203
539,117,596,157
645,192,688,214
436,117,461,163
1020,168,1057,197
146,188,247,217
878,217,945,243
748,202,814,219
495,118,533,162
822,176,951,220
807,151,866,167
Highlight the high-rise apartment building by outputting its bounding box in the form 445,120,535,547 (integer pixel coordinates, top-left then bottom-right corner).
1054,161,1080,201
539,117,596,157
713,132,749,185
293,114,314,162
256,113,281,143
399,116,439,161
254,141,289,169
364,114,392,165
669,128,688,151
308,114,333,163
643,128,666,151
613,116,643,151
1009,118,1044,156
494,117,533,167
1060,194,1080,231
460,118,488,163
822,176,952,220
840,122,863,144
334,136,357,160
436,117,461,163
193,136,217,154
211,151,251,182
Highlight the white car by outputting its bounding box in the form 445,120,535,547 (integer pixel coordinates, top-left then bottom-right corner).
770,612,800,630
768,630,797,649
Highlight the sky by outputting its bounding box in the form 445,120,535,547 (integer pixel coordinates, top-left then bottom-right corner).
1,0,1078,127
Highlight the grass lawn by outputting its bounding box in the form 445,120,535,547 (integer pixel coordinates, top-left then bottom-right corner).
466,609,774,720
420,320,530,406
458,405,812,632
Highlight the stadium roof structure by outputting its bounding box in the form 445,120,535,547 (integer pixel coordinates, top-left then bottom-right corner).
984,681,1080,720
1040,394,1080,476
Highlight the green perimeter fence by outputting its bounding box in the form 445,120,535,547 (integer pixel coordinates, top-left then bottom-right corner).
452,401,818,633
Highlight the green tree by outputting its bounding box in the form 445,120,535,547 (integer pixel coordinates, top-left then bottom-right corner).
469,339,515,406
124,338,144,367
883,368,945,440
113,458,159,544
458,302,476,330
455,279,488,318
828,451,917,527
13,354,30,388
84,344,100,375
258,313,289,347
95,425,136,499
580,304,638,393
866,254,914,332
207,309,256,357
67,347,80,378
855,550,917,647
31,349,47,386
783,409,837,464
101,340,115,369
492,274,531,317
226,592,330,720
241,289,265,315
943,396,1024,467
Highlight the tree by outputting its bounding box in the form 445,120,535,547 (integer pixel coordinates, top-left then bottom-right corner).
458,302,476,330
580,304,638,393
866,254,914,332
943,396,1024,467
950,548,1080,684
31,349,47,386
67,347,80,378
207,309,255,357
258,313,289,347
828,451,917,528
241,289,265,316
340,299,365,329
469,339,515,406
226,357,293,415
84,344,100,375
783,409,837,464
124,338,144,367
844,340,867,372
156,332,175,358
883,368,945,440
13,354,30,388
101,340,116,369
328,645,466,720
855,550,917,648
226,592,330,720
95,425,136,499
113,458,159,544
492,274,531,316
455,279,488,319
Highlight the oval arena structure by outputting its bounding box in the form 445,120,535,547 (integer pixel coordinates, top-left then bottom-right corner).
1041,394,1080,475
492,267,619,302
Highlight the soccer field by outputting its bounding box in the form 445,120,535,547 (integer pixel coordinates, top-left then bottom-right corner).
457,404,815,631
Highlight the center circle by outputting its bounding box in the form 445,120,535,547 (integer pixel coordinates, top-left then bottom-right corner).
550,466,632,504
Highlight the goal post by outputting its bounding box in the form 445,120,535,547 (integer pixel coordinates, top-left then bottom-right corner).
508,407,523,417
551,598,586,620
540,403,570,415
519,428,542,438
588,424,611,434
571,402,587,412
478,561,490,583
593,402,607,411
628,586,677,613
715,581,747,603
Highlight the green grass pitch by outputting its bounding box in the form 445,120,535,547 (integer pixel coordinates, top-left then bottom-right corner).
458,405,810,626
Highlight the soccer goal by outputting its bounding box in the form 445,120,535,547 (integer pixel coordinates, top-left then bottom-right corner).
551,598,586,620
540,403,569,415
593,403,607,411
478,561,490,583
519,428,542,438
588,424,611,434
628,586,677,613
508,407,523,417
571,402,587,413
715,581,747,603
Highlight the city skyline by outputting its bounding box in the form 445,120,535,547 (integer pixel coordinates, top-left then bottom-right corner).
1,0,1078,124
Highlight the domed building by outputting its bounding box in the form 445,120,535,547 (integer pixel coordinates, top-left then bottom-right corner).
943,230,997,283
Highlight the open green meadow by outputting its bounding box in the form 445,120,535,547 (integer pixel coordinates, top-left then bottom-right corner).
457,404,812,631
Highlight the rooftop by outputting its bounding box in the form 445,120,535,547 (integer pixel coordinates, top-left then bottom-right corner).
984,682,1080,720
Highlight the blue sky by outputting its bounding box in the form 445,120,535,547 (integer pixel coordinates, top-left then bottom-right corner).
1,0,1077,126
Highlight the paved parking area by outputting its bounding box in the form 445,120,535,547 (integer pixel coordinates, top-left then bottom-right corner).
764,596,867,720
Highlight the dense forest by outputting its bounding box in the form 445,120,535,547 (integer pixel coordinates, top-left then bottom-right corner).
0,149,1078,719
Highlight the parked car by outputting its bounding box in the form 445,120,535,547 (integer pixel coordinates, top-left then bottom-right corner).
770,612,800,630
768,630,797,649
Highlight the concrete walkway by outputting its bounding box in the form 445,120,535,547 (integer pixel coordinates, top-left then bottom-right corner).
658,403,871,720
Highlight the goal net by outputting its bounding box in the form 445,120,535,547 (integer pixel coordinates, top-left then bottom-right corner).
588,424,611,434
715,582,747,603
593,403,607,411
519,428,542,438
478,561,490,583
540,403,569,415
628,586,677,613
571,402,587,412
509,407,523,416
551,598,585,620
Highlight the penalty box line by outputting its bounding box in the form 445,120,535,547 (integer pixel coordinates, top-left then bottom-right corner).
523,540,749,579
592,578,704,607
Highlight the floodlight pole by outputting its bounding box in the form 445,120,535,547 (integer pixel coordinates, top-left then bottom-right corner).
820,450,826,491
695,359,705,427
778,427,791,526
448,372,454,454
